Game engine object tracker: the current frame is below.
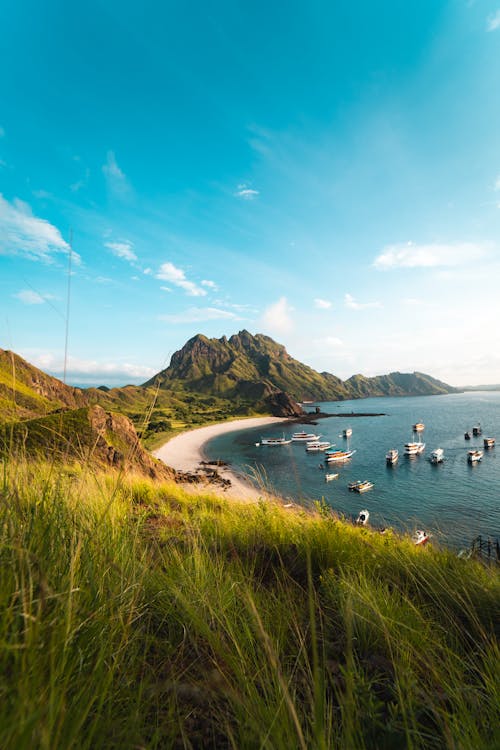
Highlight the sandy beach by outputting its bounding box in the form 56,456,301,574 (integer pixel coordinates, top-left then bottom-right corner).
154,416,287,501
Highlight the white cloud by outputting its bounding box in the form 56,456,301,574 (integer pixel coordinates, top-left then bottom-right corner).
495,175,500,191
201,279,218,290
487,10,500,30
156,261,206,296
235,183,260,200
314,336,344,348
102,151,131,198
373,241,488,270
105,240,137,263
159,307,240,323
0,193,77,263
344,293,382,311
14,289,47,305
261,297,293,333
314,298,332,309
143,267,152,275
29,351,156,385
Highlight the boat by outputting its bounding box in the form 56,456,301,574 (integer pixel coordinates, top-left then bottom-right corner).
413,529,430,546
412,423,425,432
472,424,482,436
324,449,356,463
467,449,483,463
386,448,399,465
429,448,444,464
355,509,370,526
305,441,332,452
342,427,353,438
483,437,495,449
464,431,471,440
325,472,339,482
348,480,374,493
404,442,426,456
291,431,321,442
259,436,292,446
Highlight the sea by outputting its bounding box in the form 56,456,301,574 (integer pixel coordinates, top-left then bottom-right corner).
204,392,500,549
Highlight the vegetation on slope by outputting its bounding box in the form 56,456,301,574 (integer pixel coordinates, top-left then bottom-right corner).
0,460,498,749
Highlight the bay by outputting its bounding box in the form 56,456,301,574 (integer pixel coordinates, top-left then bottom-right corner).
204,392,500,549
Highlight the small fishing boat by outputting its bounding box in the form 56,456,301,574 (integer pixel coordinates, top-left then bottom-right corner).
386,448,399,465
404,441,425,456
483,437,495,449
412,423,425,432
324,449,356,463
325,472,339,482
259,436,292,446
413,529,430,546
464,431,471,440
348,480,374,493
472,424,482,436
342,427,353,438
355,509,370,526
467,449,483,463
305,441,332,452
291,431,321,442
429,448,444,464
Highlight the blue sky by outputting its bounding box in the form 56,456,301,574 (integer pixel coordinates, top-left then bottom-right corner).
1,0,500,386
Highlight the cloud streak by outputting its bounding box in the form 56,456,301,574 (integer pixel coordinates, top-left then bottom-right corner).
261,297,293,333
14,289,52,305
373,241,488,270
344,293,382,310
235,183,260,200
105,240,138,263
102,151,131,198
156,262,207,296
159,307,240,323
487,10,500,31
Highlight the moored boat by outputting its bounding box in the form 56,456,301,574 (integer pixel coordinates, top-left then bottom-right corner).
325,472,339,482
348,480,374,493
324,449,356,463
464,431,471,440
429,448,444,464
305,441,332,452
467,449,483,463
355,509,370,526
291,431,321,442
412,422,425,432
483,437,495,449
404,441,426,456
342,427,353,438
472,424,482,436
386,448,399,465
259,436,292,446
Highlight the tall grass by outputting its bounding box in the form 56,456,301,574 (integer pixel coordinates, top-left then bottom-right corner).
0,459,498,748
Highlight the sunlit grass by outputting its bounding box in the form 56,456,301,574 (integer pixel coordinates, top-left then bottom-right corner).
0,459,498,748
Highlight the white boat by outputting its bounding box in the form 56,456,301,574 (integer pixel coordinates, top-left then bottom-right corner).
386,448,399,465
305,441,332,452
468,449,483,463
259,436,292,446
325,472,339,482
324,449,356,463
413,529,430,546
429,448,444,464
472,424,482,436
348,480,374,493
404,442,426,456
355,509,370,526
342,427,353,438
412,422,425,432
483,437,495,449
291,431,321,442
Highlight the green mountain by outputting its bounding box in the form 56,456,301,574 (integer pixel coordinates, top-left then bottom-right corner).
145,330,458,403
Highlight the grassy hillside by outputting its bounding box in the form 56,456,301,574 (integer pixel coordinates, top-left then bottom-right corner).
0,460,498,749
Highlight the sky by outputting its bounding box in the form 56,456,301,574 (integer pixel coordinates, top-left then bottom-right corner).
1,0,500,387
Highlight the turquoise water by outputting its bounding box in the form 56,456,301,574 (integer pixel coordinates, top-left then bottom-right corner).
204,392,500,548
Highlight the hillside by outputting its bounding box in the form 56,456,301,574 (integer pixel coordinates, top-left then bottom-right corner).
145,330,458,403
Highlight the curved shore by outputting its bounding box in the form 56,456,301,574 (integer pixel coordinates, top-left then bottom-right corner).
153,416,287,501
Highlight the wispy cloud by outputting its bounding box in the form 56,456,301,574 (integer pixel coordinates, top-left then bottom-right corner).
235,183,260,200
0,193,77,263
373,241,488,270
30,352,156,385
314,336,344,348
0,126,5,138
70,167,90,193
201,279,218,291
14,289,52,305
314,298,332,309
344,293,382,310
102,151,131,198
159,307,240,323
487,10,500,30
261,297,293,333
105,240,137,263
156,262,207,296
495,175,500,191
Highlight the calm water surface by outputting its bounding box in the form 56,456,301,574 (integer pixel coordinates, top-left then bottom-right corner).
205,392,500,548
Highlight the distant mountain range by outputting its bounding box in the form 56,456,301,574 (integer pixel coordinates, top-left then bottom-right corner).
1,333,458,468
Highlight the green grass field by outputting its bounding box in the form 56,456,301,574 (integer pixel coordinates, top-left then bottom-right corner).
0,459,498,749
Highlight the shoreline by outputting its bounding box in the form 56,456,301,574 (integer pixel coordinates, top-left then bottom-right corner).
153,416,287,502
